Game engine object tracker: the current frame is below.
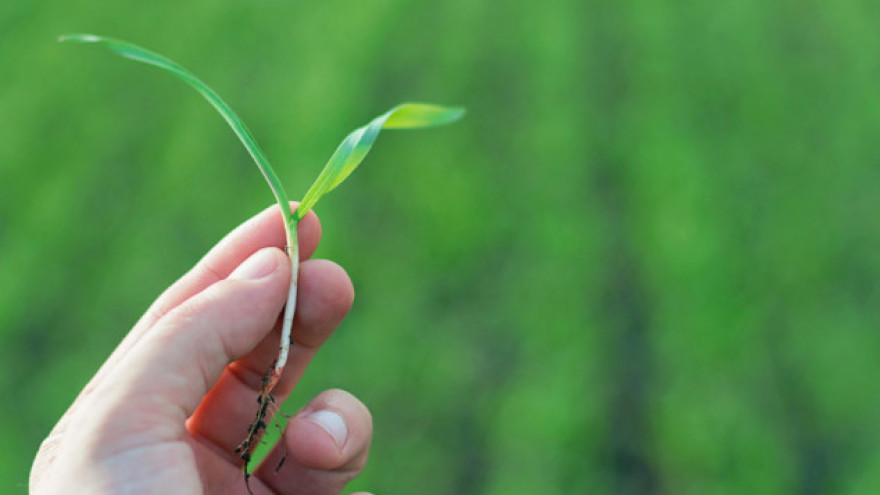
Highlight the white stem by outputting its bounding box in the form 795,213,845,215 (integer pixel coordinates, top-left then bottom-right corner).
275,222,299,376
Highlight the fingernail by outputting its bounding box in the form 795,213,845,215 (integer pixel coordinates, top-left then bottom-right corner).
228,248,278,281
307,410,348,449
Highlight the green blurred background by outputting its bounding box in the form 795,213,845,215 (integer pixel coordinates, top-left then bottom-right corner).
3,1,880,493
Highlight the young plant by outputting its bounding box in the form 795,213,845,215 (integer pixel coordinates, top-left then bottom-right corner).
60,33,463,491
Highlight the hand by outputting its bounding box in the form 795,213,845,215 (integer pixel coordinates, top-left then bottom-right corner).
30,204,373,495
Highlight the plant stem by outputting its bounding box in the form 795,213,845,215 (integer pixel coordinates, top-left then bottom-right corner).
276,217,299,385
257,213,299,397
236,212,298,484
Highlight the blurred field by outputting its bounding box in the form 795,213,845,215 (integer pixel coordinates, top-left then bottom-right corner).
3,1,880,493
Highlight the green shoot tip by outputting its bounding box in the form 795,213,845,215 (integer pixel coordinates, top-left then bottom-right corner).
59,33,104,44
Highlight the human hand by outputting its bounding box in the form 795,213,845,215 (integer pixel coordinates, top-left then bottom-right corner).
30,204,373,495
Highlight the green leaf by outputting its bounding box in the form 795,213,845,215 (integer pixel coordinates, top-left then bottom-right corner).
294,103,465,221
59,33,293,225
60,34,464,226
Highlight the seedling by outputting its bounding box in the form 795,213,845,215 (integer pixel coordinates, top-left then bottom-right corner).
60,33,463,492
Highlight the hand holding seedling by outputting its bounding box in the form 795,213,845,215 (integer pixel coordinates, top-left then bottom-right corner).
30,206,372,494
39,34,464,493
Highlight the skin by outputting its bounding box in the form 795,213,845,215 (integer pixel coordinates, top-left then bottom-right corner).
30,203,373,495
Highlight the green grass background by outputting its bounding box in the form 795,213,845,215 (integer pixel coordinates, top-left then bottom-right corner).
3,1,880,493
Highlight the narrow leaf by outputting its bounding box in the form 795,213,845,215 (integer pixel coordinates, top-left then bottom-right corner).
294,103,465,220
382,103,466,129
59,33,293,225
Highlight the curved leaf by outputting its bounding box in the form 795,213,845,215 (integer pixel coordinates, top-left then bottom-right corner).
294,103,465,220
61,34,465,226
59,33,293,225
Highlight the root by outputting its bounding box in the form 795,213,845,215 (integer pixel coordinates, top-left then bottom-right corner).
235,361,279,494
274,415,290,473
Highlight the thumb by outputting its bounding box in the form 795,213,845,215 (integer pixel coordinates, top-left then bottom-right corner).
105,247,291,429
